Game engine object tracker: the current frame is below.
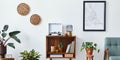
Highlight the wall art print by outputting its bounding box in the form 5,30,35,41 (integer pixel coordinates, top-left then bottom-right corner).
83,1,106,31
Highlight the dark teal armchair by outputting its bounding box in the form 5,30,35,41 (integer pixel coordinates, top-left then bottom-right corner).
104,37,120,60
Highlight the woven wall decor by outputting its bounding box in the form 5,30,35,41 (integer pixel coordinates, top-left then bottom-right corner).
30,14,41,25
17,3,30,16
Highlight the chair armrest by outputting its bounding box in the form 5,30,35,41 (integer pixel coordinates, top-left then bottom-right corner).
104,48,109,60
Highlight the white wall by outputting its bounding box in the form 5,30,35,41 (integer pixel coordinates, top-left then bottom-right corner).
0,0,120,60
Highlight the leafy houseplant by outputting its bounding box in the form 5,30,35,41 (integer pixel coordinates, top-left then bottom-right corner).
20,49,41,60
58,42,63,52
80,42,100,55
0,25,21,58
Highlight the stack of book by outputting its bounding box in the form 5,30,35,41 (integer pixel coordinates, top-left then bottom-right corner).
50,54,63,57
65,54,73,57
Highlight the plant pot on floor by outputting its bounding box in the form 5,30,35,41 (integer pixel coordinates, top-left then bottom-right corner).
0,45,6,58
85,48,93,55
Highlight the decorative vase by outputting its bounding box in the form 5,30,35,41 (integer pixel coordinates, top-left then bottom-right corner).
85,48,93,55
67,31,72,37
51,46,56,53
0,45,6,58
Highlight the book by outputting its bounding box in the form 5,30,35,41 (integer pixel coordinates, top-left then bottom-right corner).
65,54,73,57
66,43,72,53
50,54,63,57
69,41,74,53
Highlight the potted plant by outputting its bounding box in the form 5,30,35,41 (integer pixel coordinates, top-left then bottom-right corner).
80,42,100,55
20,49,41,60
58,42,63,52
0,25,21,58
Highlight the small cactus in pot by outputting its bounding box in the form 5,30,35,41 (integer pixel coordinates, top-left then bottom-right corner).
58,42,63,52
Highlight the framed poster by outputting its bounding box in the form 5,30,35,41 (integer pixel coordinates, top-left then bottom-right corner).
83,1,106,31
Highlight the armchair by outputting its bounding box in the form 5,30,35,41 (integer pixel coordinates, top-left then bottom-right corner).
104,37,120,60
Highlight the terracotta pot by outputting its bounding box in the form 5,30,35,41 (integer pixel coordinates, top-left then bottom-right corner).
59,48,63,52
85,48,93,55
0,45,6,58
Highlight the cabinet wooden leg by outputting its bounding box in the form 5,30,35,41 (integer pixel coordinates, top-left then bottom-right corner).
50,58,52,60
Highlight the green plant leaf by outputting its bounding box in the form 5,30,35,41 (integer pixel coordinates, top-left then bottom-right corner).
1,32,7,38
58,42,63,48
9,31,20,37
2,30,5,32
3,25,9,31
80,42,100,53
98,49,100,53
94,47,96,50
82,42,85,47
94,43,97,46
11,36,21,43
80,47,84,52
20,49,40,60
7,43,15,49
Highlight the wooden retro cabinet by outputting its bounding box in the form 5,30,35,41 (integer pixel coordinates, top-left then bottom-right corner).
46,36,76,60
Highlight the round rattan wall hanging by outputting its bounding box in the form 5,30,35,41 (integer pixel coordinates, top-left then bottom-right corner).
17,3,30,16
30,14,41,25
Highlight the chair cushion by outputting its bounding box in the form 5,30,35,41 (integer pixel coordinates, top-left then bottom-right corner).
109,56,120,60
105,37,120,56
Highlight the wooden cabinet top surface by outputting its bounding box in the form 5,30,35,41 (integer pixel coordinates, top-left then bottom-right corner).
46,36,76,38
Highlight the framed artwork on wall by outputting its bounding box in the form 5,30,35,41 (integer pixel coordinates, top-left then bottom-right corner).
83,1,106,31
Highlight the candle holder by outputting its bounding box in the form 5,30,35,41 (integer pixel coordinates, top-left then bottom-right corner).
66,25,73,37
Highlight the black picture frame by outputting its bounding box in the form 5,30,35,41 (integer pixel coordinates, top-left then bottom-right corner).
83,1,106,31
